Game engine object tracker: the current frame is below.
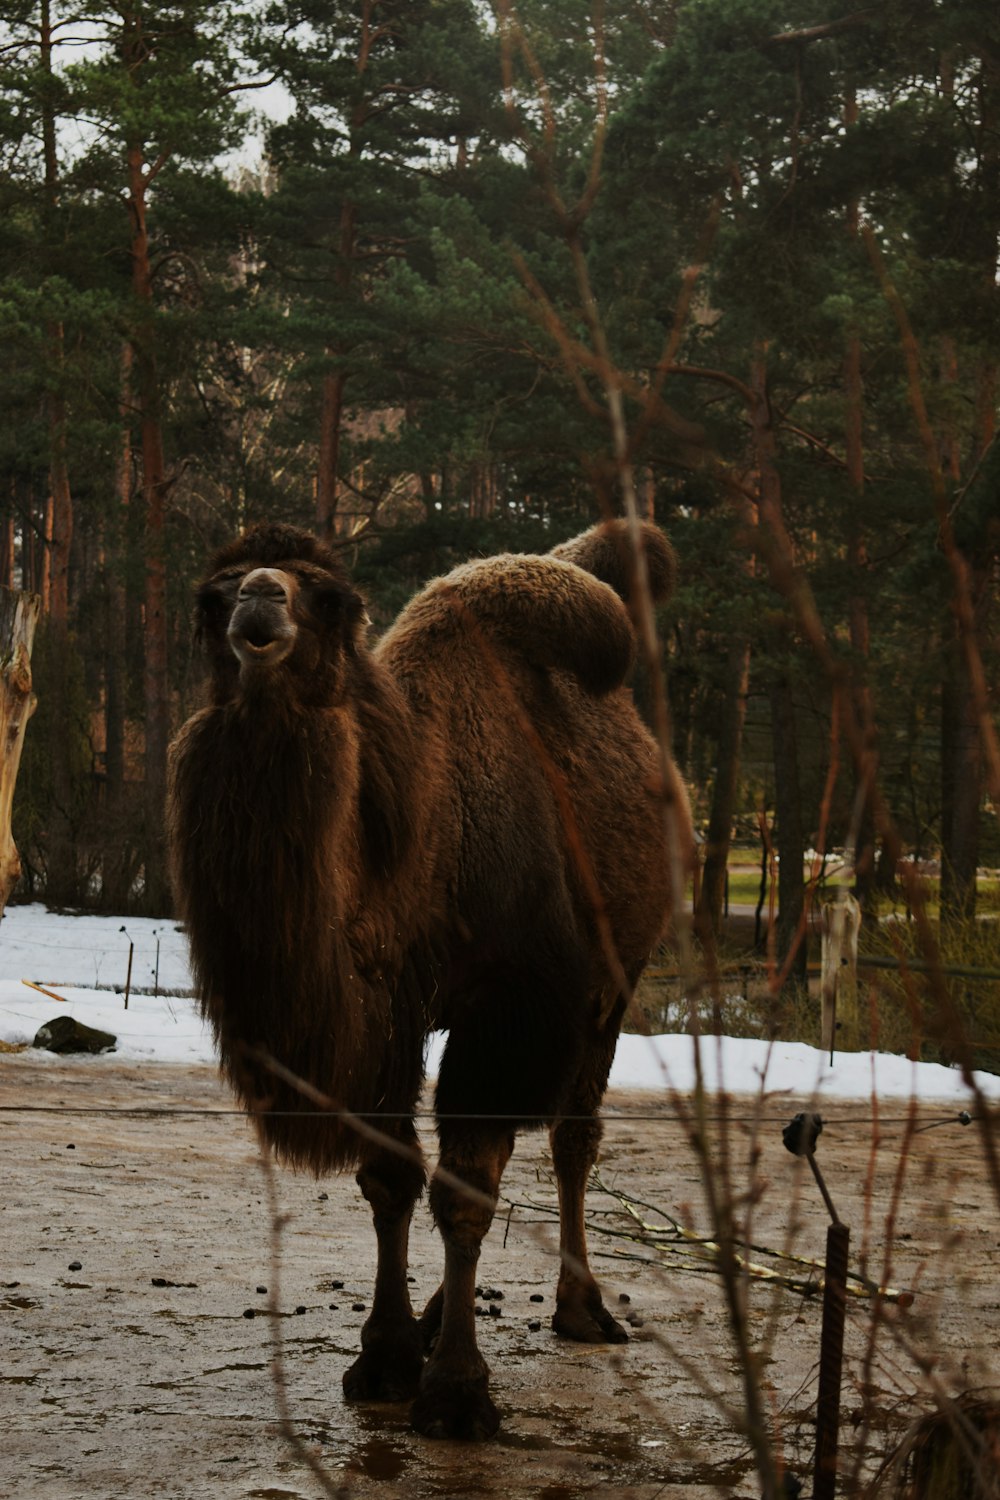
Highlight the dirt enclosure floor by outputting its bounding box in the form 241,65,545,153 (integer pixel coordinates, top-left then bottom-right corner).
4,1055,1000,1500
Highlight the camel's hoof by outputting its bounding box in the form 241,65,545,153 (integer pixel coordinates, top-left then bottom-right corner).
410,1375,500,1441
343,1342,424,1403
552,1301,629,1345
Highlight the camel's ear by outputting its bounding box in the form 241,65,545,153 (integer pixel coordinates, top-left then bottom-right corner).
310,578,368,654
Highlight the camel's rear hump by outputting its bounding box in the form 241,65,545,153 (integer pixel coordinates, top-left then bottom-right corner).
382,521,673,696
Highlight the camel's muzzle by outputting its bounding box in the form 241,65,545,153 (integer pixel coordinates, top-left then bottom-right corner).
227,568,297,667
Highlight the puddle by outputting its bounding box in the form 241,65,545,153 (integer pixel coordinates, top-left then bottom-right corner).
497,1430,559,1452
353,1436,407,1481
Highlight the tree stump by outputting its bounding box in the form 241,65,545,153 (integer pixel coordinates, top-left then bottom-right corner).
0,587,41,914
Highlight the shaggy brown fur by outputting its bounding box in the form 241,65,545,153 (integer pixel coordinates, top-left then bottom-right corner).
167,518,693,1441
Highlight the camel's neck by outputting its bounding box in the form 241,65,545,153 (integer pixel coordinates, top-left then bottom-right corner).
167,656,426,1159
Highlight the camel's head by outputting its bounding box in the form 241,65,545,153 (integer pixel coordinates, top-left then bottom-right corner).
195,523,368,705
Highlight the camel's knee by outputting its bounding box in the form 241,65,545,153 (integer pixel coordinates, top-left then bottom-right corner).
550,1115,603,1182
357,1148,425,1225
429,1132,512,1257
428,1172,497,1258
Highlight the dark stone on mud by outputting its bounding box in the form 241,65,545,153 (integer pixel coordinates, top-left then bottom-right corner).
33,1015,117,1055
243,1308,255,1319
295,1305,306,1315
318,1192,328,1201
256,1285,267,1294
488,1304,501,1317
618,1292,631,1304
351,1302,365,1312
528,1320,542,1332
529,1293,544,1302
331,1280,344,1289
68,1261,82,1271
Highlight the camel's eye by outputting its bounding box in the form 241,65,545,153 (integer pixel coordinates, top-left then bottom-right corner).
195,578,238,637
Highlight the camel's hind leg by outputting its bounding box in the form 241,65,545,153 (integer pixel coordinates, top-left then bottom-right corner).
343,1125,427,1403
550,1008,629,1344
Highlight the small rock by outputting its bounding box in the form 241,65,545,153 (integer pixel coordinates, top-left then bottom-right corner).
68,1261,82,1271
330,1280,344,1290
243,1309,255,1319
488,1304,501,1317
318,1192,328,1202
34,1015,117,1056
351,1302,365,1313
626,1313,644,1328
328,1303,338,1311
528,1320,541,1332
618,1293,631,1305
295,1305,306,1315
66,1144,75,1150
256,1286,267,1295
529,1293,544,1303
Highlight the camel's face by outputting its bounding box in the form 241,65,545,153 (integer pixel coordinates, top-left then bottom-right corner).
227,566,300,669
195,541,366,705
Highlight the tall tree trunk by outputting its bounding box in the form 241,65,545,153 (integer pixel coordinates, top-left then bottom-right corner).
102,345,133,909
750,349,806,980
315,201,357,540
940,633,982,919
843,84,877,910
316,367,347,540
770,664,807,981
0,508,14,589
938,44,998,921
39,0,80,922
697,632,751,939
844,331,877,908
125,100,171,911
40,0,73,627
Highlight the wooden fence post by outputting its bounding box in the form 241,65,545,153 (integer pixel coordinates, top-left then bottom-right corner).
0,587,41,916
820,893,861,1054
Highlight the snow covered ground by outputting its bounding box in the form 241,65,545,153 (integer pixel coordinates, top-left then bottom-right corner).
1,902,996,1103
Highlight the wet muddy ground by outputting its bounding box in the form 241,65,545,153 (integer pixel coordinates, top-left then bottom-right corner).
3,1054,1000,1500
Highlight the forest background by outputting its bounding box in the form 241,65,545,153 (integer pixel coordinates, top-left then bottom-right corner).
0,0,997,969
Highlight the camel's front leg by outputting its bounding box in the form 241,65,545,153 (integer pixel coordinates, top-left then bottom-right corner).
410,1126,514,1440
343,1132,426,1403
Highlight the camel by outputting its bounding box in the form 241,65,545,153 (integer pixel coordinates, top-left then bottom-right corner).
167,517,692,1440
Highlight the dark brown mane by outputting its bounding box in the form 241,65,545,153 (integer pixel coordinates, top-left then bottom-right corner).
208,521,348,578
167,518,692,1442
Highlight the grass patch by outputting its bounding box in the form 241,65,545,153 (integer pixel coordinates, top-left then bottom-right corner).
633,894,1000,1075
